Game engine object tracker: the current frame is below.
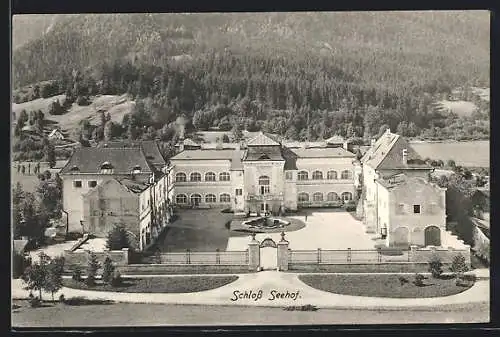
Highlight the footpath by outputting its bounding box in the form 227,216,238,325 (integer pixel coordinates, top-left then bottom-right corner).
11,269,489,310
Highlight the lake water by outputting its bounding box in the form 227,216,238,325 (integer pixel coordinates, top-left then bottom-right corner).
410,140,489,167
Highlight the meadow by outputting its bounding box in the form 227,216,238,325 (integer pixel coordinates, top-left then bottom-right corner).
410,140,489,168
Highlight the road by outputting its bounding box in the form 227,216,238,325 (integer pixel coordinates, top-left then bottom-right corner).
12,301,489,327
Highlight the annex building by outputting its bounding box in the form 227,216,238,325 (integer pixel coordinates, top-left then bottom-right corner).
168,132,358,214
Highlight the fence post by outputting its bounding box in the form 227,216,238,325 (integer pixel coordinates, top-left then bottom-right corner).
317,248,321,264
377,247,382,263
216,248,220,265
186,249,191,264
347,248,352,263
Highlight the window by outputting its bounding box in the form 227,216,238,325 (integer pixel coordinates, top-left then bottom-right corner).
285,171,293,180
190,194,202,205
413,205,421,214
100,161,113,174
73,180,82,188
327,192,339,201
190,172,202,182
341,192,353,201
175,172,187,182
327,170,337,180
297,171,309,181
313,192,324,202
132,165,142,174
220,193,231,203
88,181,97,188
298,192,309,202
312,171,323,180
258,175,270,195
219,172,231,181
205,194,216,203
341,170,352,180
176,194,187,204
205,172,216,182
235,189,242,196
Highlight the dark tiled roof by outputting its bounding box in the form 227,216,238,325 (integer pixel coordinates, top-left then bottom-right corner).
171,149,237,160
115,177,150,194
282,146,298,170
99,140,166,168
243,145,285,161
362,131,432,170
60,147,154,174
291,147,355,158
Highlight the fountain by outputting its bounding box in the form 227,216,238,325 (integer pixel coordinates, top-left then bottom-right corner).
242,215,291,230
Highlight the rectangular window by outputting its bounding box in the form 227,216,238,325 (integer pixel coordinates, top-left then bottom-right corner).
236,189,242,196
413,204,421,214
285,171,293,180
88,181,97,188
73,180,82,188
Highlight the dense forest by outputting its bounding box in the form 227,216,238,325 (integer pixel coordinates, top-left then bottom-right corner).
12,12,490,155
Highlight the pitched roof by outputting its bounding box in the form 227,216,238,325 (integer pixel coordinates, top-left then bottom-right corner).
60,147,154,174
325,135,345,144
115,177,151,193
243,145,285,161
170,149,237,161
362,130,432,170
291,147,355,159
140,141,167,167
376,174,443,191
247,132,281,146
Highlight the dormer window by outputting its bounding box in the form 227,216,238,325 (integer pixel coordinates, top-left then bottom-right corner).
132,165,142,174
70,165,80,172
258,154,271,160
100,161,114,174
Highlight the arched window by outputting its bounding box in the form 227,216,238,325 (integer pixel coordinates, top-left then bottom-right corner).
219,172,231,181
327,192,340,201
297,171,309,181
258,175,270,195
341,170,352,180
175,194,187,204
341,192,353,201
190,172,201,182
205,172,216,182
205,194,216,203
175,172,187,182
190,193,202,205
220,193,231,203
313,192,323,202
312,171,323,180
298,192,309,202
327,170,337,180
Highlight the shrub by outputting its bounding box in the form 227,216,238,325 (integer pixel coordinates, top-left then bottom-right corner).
29,296,42,308
85,252,100,287
414,273,425,287
102,257,115,284
72,265,83,282
76,96,91,106
398,276,409,286
106,224,132,251
428,254,443,278
450,253,469,278
111,270,122,287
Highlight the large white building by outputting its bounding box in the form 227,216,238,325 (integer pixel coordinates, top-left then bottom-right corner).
168,132,358,214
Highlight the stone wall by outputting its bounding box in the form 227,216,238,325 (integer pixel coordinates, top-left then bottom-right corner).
288,262,432,273
118,264,250,275
63,248,130,271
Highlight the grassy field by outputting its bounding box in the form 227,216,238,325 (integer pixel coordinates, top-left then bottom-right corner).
411,140,489,167
12,94,134,140
62,276,238,293
435,100,478,117
298,274,474,298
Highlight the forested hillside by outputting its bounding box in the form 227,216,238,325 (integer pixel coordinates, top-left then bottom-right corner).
12,12,490,154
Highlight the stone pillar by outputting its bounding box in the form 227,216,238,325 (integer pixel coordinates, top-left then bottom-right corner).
277,231,289,271
248,233,260,271
122,248,130,265
409,245,418,262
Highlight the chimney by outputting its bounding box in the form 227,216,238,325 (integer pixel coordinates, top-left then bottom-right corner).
402,148,408,165
179,140,185,152
370,139,376,146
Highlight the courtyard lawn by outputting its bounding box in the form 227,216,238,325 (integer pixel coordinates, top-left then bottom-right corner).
154,209,234,252
62,275,238,293
298,274,475,298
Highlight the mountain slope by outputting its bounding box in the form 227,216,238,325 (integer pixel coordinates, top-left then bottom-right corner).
12,11,490,89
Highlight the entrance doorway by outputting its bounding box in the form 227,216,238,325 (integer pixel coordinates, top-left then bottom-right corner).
424,226,441,246
259,237,278,270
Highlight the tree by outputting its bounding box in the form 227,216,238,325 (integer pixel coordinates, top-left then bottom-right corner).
447,159,456,169
450,253,469,280
21,252,50,300
106,224,131,251
44,256,64,301
231,123,243,142
85,252,100,287
102,257,115,284
45,143,56,168
71,265,83,282
104,120,114,141
222,134,230,143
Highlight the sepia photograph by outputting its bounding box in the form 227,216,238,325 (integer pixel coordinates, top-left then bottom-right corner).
10,11,490,327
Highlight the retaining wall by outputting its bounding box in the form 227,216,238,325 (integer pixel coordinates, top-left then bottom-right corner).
63,248,129,270
118,264,252,275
